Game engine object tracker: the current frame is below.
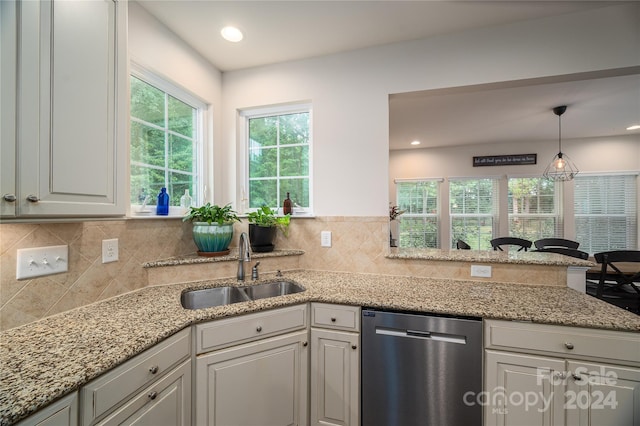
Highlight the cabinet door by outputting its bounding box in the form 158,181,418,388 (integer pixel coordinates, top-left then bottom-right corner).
16,392,78,426
17,0,126,217
310,328,359,426
0,0,17,217
196,330,309,426
485,350,566,426
96,359,191,426
566,361,640,426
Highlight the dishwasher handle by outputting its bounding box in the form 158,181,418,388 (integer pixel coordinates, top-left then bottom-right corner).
376,327,467,344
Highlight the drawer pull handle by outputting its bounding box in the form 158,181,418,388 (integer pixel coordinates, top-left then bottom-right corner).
352,344,357,350
331,317,337,322
564,342,574,350
3,194,16,202
256,325,262,332
26,195,39,203
303,341,308,347
148,391,158,400
149,365,159,374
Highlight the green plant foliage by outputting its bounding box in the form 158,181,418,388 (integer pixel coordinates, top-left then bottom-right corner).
183,203,240,225
247,206,291,236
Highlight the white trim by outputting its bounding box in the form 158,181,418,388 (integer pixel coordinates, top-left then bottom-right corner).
574,171,639,177
393,177,444,183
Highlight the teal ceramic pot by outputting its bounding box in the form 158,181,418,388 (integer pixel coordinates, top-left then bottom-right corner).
192,222,234,254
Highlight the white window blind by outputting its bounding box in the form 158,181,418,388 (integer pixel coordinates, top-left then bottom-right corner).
396,180,440,248
574,174,638,253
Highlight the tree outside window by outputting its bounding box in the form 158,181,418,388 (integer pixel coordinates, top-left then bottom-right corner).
508,177,560,241
396,181,439,248
130,74,201,208
450,179,497,250
248,111,310,211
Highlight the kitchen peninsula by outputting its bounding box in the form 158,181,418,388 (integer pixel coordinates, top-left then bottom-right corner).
2,268,638,425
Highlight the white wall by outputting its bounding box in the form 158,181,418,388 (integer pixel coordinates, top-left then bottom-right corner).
128,2,223,204
221,3,640,216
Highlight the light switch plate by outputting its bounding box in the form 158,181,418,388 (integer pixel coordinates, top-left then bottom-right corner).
102,239,119,263
321,231,332,247
16,245,68,280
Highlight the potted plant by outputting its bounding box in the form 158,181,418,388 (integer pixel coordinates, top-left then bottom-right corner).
183,203,241,256
247,205,290,252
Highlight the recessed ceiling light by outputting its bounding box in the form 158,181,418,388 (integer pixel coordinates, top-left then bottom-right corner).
221,26,243,42
411,140,421,146
627,124,640,131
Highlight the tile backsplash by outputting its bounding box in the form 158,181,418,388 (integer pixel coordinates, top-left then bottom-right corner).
0,217,388,330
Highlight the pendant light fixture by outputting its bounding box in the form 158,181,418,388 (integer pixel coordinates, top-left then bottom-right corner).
543,105,579,181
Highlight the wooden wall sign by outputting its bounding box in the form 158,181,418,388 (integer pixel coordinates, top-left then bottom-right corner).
473,154,537,167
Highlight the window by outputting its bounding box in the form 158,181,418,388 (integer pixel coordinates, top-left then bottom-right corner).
575,174,638,253
244,105,311,213
450,178,498,250
508,177,561,241
396,180,440,248
129,69,204,212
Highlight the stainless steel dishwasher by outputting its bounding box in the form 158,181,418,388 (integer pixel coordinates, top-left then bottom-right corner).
361,309,482,426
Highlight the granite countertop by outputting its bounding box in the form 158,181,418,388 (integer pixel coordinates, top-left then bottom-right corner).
387,247,595,267
2,270,638,425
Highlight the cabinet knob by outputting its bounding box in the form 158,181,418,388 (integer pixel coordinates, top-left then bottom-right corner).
149,365,159,374
564,342,574,350
256,325,262,332
571,373,584,382
2,194,16,202
330,317,337,322
148,391,158,400
26,195,39,203
351,344,358,350
554,372,567,380
303,341,308,347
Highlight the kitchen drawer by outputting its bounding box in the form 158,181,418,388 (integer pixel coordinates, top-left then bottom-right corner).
81,328,191,425
485,320,640,365
311,303,360,332
196,304,308,354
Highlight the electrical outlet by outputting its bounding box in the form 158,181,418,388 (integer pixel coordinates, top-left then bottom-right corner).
102,239,119,263
321,231,332,247
471,264,492,278
16,245,68,279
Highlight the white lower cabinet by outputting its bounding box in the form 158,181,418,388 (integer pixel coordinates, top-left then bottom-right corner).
194,304,309,426
16,392,78,426
484,320,640,426
310,303,360,426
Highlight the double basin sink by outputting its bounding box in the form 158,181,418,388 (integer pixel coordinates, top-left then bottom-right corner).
181,280,305,310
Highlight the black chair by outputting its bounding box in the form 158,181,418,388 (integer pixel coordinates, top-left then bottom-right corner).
534,238,579,250
456,240,471,250
593,250,640,299
533,247,589,260
490,237,532,252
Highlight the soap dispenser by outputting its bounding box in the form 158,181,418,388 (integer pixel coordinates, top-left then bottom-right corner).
156,187,169,215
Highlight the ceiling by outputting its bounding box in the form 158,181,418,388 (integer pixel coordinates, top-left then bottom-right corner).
136,1,640,149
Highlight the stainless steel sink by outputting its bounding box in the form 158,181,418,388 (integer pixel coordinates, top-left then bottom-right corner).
181,286,251,310
242,281,306,300
181,280,305,310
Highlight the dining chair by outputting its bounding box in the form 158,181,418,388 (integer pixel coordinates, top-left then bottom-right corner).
593,250,640,298
534,238,579,250
490,237,532,252
533,247,589,260
456,240,471,250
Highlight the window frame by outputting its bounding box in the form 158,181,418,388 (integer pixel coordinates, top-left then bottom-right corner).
394,178,442,248
129,63,206,216
239,102,313,215
507,176,562,241
449,177,499,250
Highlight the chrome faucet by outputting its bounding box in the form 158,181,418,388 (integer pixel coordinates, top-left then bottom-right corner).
237,232,251,281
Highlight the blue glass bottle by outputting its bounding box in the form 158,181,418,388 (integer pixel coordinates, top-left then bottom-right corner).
156,187,169,215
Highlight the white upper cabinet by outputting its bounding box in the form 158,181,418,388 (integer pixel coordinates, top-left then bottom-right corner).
2,0,127,218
